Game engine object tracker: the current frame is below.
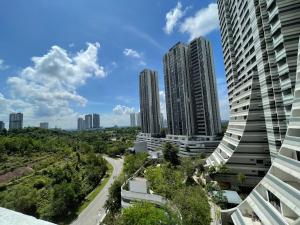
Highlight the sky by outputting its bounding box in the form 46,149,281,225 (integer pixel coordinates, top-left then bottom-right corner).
0,0,229,129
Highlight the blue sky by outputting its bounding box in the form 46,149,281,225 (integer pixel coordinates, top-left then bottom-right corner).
0,0,228,128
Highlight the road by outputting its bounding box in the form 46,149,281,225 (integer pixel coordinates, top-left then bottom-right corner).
70,156,124,225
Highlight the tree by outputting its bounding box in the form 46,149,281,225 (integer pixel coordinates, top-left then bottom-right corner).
105,176,125,214
120,202,178,225
237,173,246,185
123,152,148,176
163,142,179,166
49,182,79,219
217,164,229,174
173,186,211,225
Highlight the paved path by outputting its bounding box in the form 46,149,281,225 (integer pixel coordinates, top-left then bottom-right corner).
70,156,124,225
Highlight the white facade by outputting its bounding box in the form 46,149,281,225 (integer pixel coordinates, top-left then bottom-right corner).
229,37,300,225
136,133,220,157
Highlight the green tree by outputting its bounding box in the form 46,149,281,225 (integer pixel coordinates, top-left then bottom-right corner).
105,176,125,213
237,172,246,185
173,186,211,225
120,202,177,225
123,153,148,176
163,142,179,166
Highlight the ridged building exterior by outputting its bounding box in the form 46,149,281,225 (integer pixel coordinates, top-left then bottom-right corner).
229,35,300,225
139,69,161,135
206,0,300,224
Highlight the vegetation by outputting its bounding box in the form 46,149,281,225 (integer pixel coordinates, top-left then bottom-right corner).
123,152,148,176
173,186,211,225
103,138,212,225
162,142,179,166
103,152,149,224
237,172,246,185
0,127,138,224
119,202,180,225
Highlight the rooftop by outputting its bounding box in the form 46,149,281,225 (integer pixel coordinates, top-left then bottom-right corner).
0,207,57,225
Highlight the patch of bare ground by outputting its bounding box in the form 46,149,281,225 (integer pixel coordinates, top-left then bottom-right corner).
0,166,34,184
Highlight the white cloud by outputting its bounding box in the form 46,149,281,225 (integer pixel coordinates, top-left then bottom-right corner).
113,105,135,115
123,48,142,59
123,48,146,66
0,59,9,70
164,2,185,34
180,3,219,40
0,42,106,128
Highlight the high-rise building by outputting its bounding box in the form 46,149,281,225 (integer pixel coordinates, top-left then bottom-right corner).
188,37,222,136
205,0,300,224
92,113,100,129
9,113,23,130
230,36,300,225
160,113,164,129
40,122,48,129
130,113,136,127
164,42,191,136
207,0,300,188
0,121,5,130
85,114,92,129
136,112,141,127
163,38,222,137
77,118,84,130
139,69,161,134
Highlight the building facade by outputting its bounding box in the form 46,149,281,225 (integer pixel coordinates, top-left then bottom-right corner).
164,42,192,136
130,113,136,127
139,69,161,134
77,118,84,130
84,114,92,130
136,112,141,127
0,121,5,130
163,38,222,137
9,113,23,130
92,113,100,129
229,36,300,225
188,37,222,136
40,122,48,129
205,0,300,224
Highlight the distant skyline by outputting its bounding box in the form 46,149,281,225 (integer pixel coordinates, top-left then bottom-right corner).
0,0,228,129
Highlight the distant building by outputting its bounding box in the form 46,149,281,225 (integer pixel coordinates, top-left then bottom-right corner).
0,121,5,130
9,113,23,130
77,118,84,130
40,122,49,129
139,69,161,134
92,113,100,128
136,112,141,127
159,113,164,130
85,114,93,129
130,113,136,127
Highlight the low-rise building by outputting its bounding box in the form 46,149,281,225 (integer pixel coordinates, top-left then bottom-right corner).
135,133,220,157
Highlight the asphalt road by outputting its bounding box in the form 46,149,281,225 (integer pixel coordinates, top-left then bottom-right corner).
70,156,124,225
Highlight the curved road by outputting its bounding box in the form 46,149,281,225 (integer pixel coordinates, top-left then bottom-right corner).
71,156,124,225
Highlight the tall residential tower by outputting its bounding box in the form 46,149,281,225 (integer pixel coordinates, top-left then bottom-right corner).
163,38,222,137
206,0,300,224
139,69,161,135
9,113,23,130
